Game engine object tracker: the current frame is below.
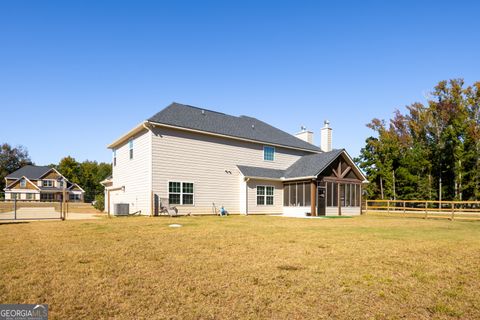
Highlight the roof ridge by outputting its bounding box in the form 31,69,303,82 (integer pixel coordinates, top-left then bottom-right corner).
145,103,322,153
170,102,227,116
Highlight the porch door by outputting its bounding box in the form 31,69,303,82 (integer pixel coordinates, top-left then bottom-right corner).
317,186,326,216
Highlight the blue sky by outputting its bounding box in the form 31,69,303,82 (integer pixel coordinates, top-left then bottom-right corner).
1,0,479,165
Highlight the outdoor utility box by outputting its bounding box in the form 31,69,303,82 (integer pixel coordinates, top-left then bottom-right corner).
114,203,129,216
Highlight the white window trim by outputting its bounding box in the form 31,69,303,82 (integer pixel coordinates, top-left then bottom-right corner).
263,146,275,162
256,185,275,206
167,181,195,206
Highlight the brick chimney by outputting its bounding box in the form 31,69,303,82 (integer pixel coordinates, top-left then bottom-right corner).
295,126,314,144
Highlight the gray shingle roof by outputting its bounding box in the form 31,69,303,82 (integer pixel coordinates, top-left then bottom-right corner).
237,149,345,180
148,103,321,152
237,165,285,179
284,149,345,178
6,165,53,180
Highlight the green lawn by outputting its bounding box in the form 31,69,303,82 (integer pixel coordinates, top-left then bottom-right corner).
1,215,480,319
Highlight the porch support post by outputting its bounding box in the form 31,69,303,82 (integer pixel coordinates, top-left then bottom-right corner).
310,180,316,216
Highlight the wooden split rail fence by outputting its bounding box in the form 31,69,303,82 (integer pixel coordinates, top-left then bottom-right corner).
364,199,480,220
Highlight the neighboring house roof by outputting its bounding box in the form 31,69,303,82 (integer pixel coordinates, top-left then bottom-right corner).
146,103,321,152
4,165,86,193
5,165,53,180
237,149,367,181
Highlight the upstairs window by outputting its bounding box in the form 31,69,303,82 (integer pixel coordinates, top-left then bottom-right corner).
20,179,26,188
129,140,134,160
43,180,54,187
113,150,117,166
257,186,274,205
263,146,275,161
169,182,194,205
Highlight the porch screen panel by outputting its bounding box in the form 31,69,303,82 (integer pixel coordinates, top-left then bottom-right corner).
327,182,333,206
283,184,290,206
304,183,311,206
340,184,345,207
289,184,296,206
332,183,338,207
356,184,361,207
297,183,304,206
345,184,351,207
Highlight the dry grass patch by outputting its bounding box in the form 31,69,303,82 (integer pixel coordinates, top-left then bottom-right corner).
1,215,480,319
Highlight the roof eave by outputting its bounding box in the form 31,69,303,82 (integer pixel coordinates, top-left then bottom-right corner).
242,176,283,182
282,176,317,182
107,121,150,149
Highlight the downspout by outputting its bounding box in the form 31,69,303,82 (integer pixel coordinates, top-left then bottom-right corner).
245,178,250,215
143,122,153,216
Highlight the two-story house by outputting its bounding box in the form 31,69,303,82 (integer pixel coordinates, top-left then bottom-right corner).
103,103,366,216
4,166,85,202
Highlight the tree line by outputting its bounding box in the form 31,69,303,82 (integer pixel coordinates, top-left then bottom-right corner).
356,79,480,201
0,143,111,207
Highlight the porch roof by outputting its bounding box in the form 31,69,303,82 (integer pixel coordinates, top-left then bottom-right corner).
237,166,285,180
237,149,348,181
284,149,344,178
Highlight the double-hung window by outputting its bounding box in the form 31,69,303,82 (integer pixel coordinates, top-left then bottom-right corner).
129,140,134,160
263,146,275,161
43,180,53,187
257,186,274,205
169,182,194,205
113,149,117,166
20,179,26,188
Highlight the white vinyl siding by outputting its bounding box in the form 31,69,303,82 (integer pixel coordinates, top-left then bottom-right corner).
109,129,151,215
151,126,308,215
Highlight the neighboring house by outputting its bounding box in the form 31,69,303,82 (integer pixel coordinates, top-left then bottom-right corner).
4,165,85,202
103,103,367,217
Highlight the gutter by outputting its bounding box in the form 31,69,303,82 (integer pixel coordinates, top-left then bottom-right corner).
107,121,149,149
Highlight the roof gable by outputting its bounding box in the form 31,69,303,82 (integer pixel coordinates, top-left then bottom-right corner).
284,149,344,179
5,176,40,190
237,149,367,181
147,103,321,152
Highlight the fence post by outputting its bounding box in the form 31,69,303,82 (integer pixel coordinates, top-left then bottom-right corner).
365,200,368,215
403,201,406,214
387,200,390,214
451,203,455,221
424,201,428,219
14,198,17,220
